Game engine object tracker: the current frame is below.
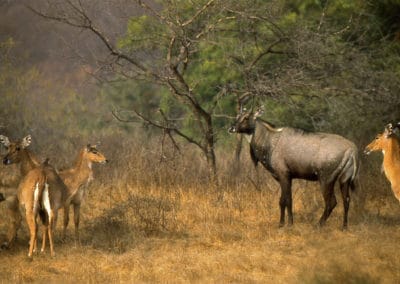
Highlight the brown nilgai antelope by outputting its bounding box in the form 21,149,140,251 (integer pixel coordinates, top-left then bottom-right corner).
59,144,108,242
229,107,359,230
0,135,67,257
365,123,400,202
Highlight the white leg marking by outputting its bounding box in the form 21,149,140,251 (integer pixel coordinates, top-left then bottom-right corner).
43,183,52,219
33,183,40,214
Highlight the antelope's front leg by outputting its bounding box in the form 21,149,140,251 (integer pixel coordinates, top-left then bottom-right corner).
278,176,293,227
73,203,81,243
63,204,70,240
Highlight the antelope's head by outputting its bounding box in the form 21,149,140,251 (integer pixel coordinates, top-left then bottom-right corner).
364,124,394,155
229,107,264,135
84,144,108,164
0,135,32,165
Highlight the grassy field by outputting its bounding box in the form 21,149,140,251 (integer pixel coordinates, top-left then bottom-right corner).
0,142,400,283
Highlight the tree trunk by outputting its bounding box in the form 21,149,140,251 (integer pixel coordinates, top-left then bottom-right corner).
233,134,243,176
206,146,217,185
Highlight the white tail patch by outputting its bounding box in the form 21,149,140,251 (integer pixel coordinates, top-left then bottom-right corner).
33,182,40,214
43,183,52,219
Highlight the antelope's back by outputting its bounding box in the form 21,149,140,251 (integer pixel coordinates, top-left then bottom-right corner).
42,164,68,207
275,128,358,177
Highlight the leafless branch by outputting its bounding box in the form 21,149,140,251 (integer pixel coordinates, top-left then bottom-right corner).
113,107,203,150
182,0,215,27
247,38,292,70
27,3,161,81
111,109,142,123
136,0,174,28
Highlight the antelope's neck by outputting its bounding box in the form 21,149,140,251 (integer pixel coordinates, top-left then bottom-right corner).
243,134,253,143
382,139,400,183
253,120,281,149
73,157,94,185
20,150,40,176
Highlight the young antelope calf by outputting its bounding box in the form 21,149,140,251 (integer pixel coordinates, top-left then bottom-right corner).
365,124,400,202
59,144,108,241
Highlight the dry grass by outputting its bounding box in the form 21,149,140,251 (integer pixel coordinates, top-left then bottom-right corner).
0,138,400,283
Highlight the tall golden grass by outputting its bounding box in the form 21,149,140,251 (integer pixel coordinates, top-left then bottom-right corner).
0,135,399,283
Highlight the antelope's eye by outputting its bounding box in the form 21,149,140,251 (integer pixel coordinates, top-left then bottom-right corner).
16,147,21,151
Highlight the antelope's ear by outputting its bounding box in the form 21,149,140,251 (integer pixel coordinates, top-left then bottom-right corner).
21,135,32,148
384,124,393,138
254,106,264,118
0,135,10,147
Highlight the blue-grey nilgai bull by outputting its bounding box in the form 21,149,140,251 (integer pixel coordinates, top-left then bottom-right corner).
229,108,359,229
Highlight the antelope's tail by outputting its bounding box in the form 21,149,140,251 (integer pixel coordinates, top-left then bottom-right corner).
349,150,359,192
337,148,359,191
32,174,49,224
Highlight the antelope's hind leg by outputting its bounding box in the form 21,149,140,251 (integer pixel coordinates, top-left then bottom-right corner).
319,182,336,227
48,213,55,257
26,211,37,258
340,181,351,230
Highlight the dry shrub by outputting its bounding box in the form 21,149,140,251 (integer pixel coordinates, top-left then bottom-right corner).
126,192,179,234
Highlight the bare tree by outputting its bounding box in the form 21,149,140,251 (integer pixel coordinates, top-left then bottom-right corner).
27,0,291,183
